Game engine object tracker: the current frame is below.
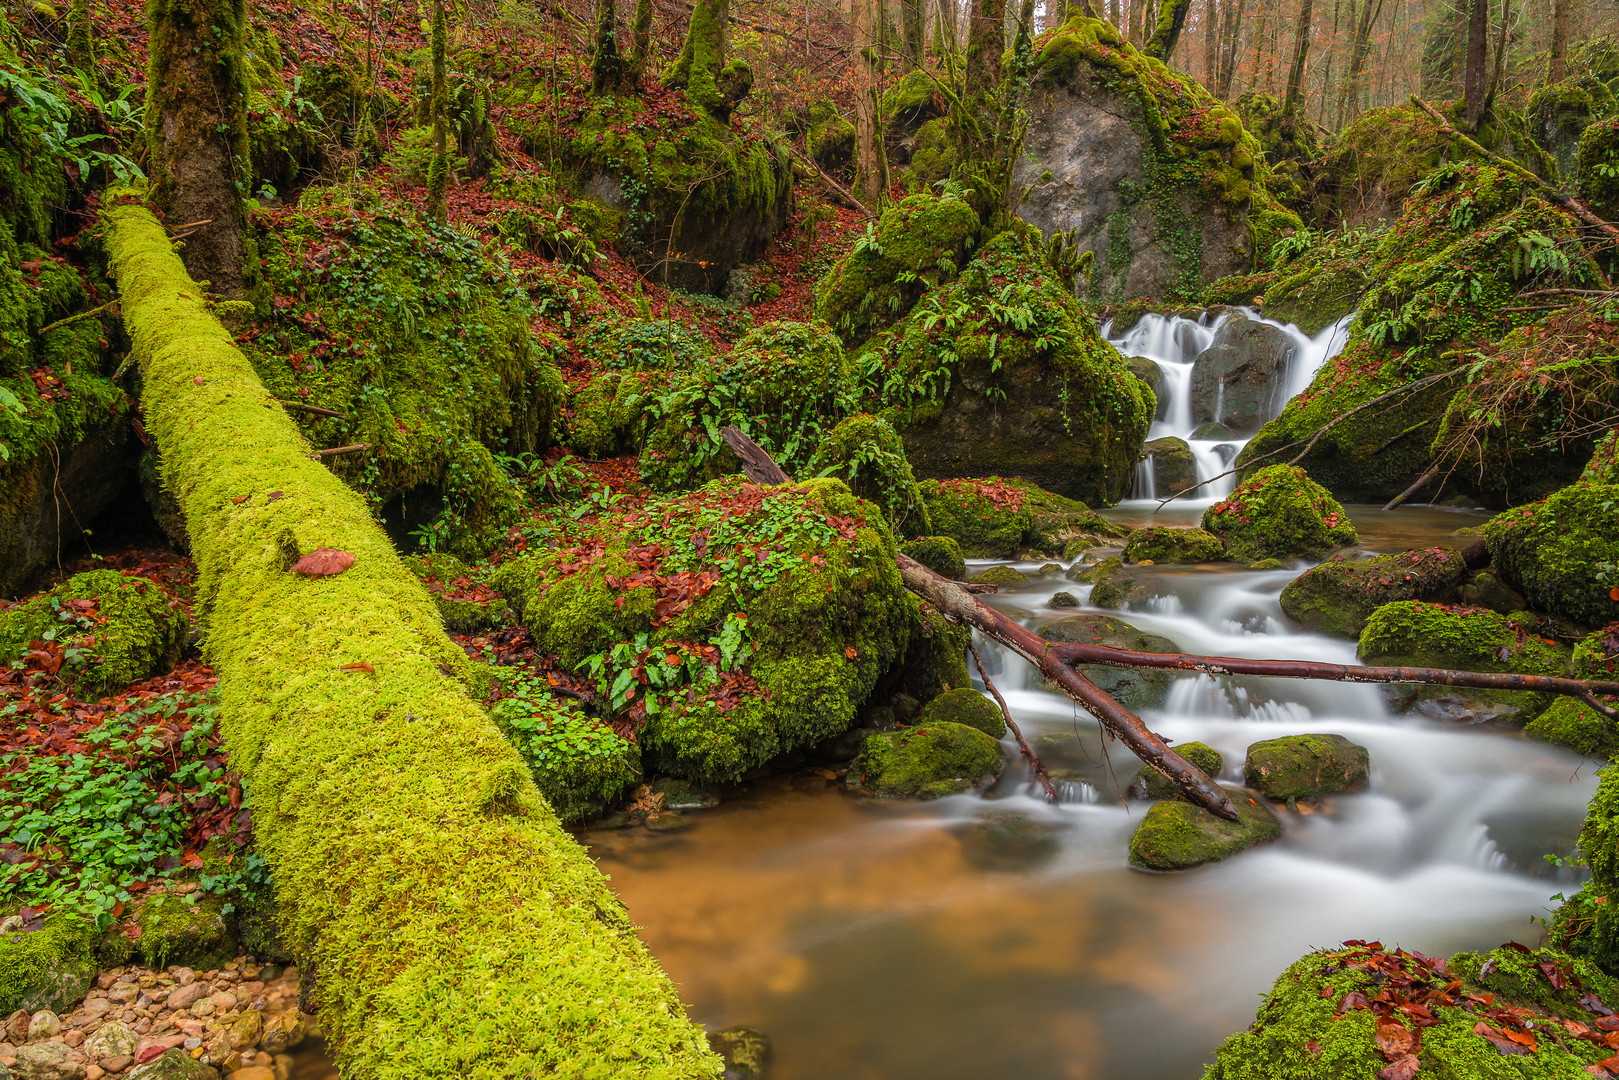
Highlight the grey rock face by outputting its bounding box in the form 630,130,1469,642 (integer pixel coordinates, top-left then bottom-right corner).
1188,314,1297,433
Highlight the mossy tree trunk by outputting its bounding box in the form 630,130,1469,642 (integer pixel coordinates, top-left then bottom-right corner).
103,200,725,1080
1143,0,1192,60
1462,0,1488,129
144,0,254,299
427,0,449,223
1202,0,1219,86
629,0,653,82
965,0,1004,95
1217,0,1242,98
68,0,95,77
591,0,626,92
899,0,924,70
1280,0,1315,132
664,0,728,113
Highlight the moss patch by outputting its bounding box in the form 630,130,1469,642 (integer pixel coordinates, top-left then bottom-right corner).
1202,464,1356,561
1242,733,1370,801
0,570,186,697
1485,483,1619,628
1128,741,1221,801
899,535,966,580
850,721,1004,798
1123,525,1225,564
917,687,1005,738
1128,785,1280,870
1278,547,1466,638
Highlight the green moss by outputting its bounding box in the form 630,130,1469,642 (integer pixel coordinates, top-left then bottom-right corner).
0,917,96,1015
0,570,186,697
1278,547,1466,638
918,478,1035,558
917,687,1004,738
1526,698,1619,759
973,565,1030,588
897,117,957,194
1122,525,1225,564
137,892,238,970
1202,464,1356,561
808,414,931,536
1242,733,1369,801
489,695,639,824
899,535,966,580
1578,117,1619,225
1129,741,1221,800
1485,483,1619,628
893,604,972,703
1583,430,1619,486
1073,555,1142,609
804,99,855,171
1128,786,1280,870
104,201,723,1078
568,368,673,458
850,721,1004,798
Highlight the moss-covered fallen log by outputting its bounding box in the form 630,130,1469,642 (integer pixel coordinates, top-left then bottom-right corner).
103,199,723,1079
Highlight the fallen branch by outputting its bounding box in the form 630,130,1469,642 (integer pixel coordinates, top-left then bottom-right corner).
781,141,875,218
311,442,370,459
719,425,791,484
38,300,117,336
281,400,344,419
970,643,1058,803
1382,465,1439,511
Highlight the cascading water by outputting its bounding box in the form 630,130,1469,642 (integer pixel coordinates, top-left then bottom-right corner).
1107,308,1354,504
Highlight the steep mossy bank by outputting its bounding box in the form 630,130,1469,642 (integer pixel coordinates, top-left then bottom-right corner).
105,199,722,1078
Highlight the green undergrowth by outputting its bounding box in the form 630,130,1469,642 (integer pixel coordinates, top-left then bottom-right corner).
489,669,640,824
806,413,931,537
105,199,722,1078
247,208,565,558
0,570,186,696
490,476,914,783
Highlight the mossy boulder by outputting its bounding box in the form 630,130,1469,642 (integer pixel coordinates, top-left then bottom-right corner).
920,476,1126,558
1485,483,1619,628
1525,627,1619,757
136,893,238,971
1127,786,1281,870
1243,733,1370,801
1128,741,1223,800
1357,600,1572,723
490,695,640,824
850,721,1004,799
1015,17,1270,302
1206,942,1619,1079
1187,314,1298,434
0,570,185,697
1278,546,1466,638
1142,436,1197,497
0,918,96,1015
1578,116,1619,224
127,1048,220,1080
1203,465,1356,561
808,414,931,536
492,477,913,783
973,565,1030,588
1037,614,1181,709
804,99,855,171
1075,555,1144,609
404,554,509,633
917,687,1005,738
899,536,966,580
891,604,973,703
1529,79,1611,180
1123,525,1225,564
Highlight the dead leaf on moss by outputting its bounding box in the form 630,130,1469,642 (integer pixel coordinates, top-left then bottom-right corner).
291,548,355,576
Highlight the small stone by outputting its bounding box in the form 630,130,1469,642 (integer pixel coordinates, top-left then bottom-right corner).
80,1002,113,1020
84,1022,138,1062
205,996,233,1014
1048,590,1080,608
62,1032,83,1049
170,972,195,989
6,1012,29,1046
255,1014,302,1055
85,1068,103,1080
226,1011,260,1052
161,988,203,1014
643,812,687,832
105,989,137,1008
29,1012,63,1040
14,1040,86,1080
94,976,118,992
99,1058,132,1075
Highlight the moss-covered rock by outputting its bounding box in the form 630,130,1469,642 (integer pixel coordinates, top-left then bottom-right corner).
917,687,1005,738
1128,741,1222,800
490,693,640,824
1583,430,1619,486
849,721,1004,798
1142,436,1197,496
899,535,967,580
1128,786,1281,870
808,414,931,536
1525,626,1619,757
1578,116,1619,225
1123,525,1225,564
1206,942,1619,1079
0,570,185,697
1202,464,1356,561
1357,600,1572,723
127,1047,221,1080
1278,546,1466,638
404,554,509,632
493,477,912,783
891,604,972,704
1076,555,1143,609
1037,613,1181,708
136,893,238,971
0,918,96,1015
972,565,1030,588
919,478,1035,558
1243,733,1369,801
804,99,855,171
1485,483,1619,628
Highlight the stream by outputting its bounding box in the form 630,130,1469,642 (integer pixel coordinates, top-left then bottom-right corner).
292,310,1598,1079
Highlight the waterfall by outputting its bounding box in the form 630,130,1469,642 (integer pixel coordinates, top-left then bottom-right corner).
1110,308,1353,506
1133,454,1157,500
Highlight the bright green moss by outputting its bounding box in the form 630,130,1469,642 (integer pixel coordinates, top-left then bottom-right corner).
568,368,672,458
1578,117,1619,224
805,99,855,170
1122,525,1225,564
489,694,639,824
1242,733,1369,801
898,117,957,195
850,721,1004,798
894,604,972,702
1202,465,1356,561
1278,547,1466,638
0,917,97,1015
919,478,1035,558
104,201,723,1079
1485,483,1619,628
1526,698,1619,758
807,413,931,537
915,687,1004,737
1583,430,1619,485
1357,600,1571,675
899,535,966,580
972,564,1030,588
0,570,186,697
137,892,237,970
1128,786,1280,870
1129,741,1221,801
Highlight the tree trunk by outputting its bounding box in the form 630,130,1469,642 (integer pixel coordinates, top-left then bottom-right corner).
1316,0,1341,125
1462,0,1488,129
1110,0,1122,33
629,0,653,82
854,0,886,207
1144,0,1193,60
427,0,449,223
966,0,1005,95
901,0,926,69
590,0,625,92
144,0,253,298
1548,0,1568,82
1339,0,1383,124
1203,0,1219,86
1128,0,1148,44
1281,0,1315,131
665,0,729,113
1250,0,1268,93
1485,0,1510,108
68,0,95,76
1216,0,1241,97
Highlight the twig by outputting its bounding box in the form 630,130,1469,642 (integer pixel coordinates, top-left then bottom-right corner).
311,443,371,458
971,642,1058,803
38,301,117,336
281,400,344,418
783,141,874,218
1381,465,1439,511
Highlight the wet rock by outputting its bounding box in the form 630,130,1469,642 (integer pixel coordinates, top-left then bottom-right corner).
899,536,966,580
1142,437,1197,497
1485,482,1619,628
1129,742,1224,801
917,687,1005,739
1188,314,1298,434
1037,614,1181,709
1279,547,1465,638
256,1011,304,1054
0,924,97,1016
1202,464,1356,561
1243,734,1369,801
809,726,879,763
83,1021,137,1062
850,723,1004,799
972,565,1030,588
1070,556,1144,609
1123,526,1225,565
1128,786,1282,870
125,1048,218,1080
1458,570,1527,614
1049,590,1080,608
1127,355,1166,417
1191,421,1234,440
13,1041,84,1080
136,894,237,972
708,1025,770,1080
651,777,722,810
953,809,1063,871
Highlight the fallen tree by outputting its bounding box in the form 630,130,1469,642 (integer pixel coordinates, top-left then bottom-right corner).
105,198,723,1079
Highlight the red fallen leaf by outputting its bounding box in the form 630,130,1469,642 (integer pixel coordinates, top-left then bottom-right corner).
1610,587,1619,602
192,376,204,385
845,646,858,659
1540,961,1570,989
231,494,249,504
291,548,355,576
137,1045,166,1063
339,661,375,673
122,923,143,940
1378,1055,1420,1080
267,491,284,501
1339,991,1372,1013
1376,1018,1417,1058
1306,1042,1321,1056
1501,941,1534,954
1474,1022,1531,1056
1595,1057,1619,1075
180,851,204,869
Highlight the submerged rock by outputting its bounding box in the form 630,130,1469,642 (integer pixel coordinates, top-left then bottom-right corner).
850,722,1004,798
1123,526,1226,565
1278,547,1465,638
953,809,1063,871
1188,314,1297,434
1243,734,1369,801
708,1025,771,1080
1085,557,1145,609
917,687,1005,739
1037,614,1181,709
1202,464,1357,561
1128,786,1281,870
1128,742,1224,801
